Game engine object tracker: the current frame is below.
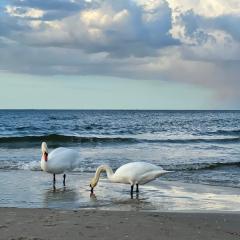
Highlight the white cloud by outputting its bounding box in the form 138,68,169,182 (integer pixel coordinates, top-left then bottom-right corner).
167,0,240,17
16,0,177,57
5,5,45,19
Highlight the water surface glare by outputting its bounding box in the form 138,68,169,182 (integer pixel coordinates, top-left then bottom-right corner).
1,171,240,212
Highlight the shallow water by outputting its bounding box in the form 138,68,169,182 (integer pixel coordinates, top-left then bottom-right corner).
0,110,240,210
1,170,240,212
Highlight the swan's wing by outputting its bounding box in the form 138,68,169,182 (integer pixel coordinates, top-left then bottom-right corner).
113,162,159,182
137,170,169,184
48,147,80,172
113,162,169,184
49,147,72,157
114,162,161,176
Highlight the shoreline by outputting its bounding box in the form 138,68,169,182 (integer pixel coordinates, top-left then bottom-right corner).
1,170,240,212
1,208,240,240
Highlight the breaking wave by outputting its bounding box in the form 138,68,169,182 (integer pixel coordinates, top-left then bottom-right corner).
0,134,239,148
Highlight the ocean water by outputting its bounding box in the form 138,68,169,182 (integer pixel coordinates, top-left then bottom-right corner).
0,110,240,211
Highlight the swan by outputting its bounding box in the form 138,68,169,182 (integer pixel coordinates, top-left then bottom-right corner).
90,162,171,195
41,142,79,187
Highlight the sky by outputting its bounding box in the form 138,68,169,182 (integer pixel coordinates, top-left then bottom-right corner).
0,0,239,109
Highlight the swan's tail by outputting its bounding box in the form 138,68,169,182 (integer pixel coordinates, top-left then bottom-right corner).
159,170,173,175
162,170,173,173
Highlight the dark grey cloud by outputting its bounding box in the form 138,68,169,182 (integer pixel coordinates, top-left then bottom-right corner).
5,0,88,21
212,14,240,41
10,0,85,11
179,10,211,44
0,12,31,39
180,9,240,44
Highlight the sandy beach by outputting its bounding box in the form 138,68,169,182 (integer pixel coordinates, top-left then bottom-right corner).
0,208,240,240
1,172,240,240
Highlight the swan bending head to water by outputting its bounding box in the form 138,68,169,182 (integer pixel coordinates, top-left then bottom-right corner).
90,162,171,195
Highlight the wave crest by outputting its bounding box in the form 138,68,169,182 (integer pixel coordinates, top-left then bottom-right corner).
0,134,239,148
164,161,240,171
207,129,240,136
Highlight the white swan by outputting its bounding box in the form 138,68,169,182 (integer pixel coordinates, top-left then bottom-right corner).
41,142,79,187
90,162,170,195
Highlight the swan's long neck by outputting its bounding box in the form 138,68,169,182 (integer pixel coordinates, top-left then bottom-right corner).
41,142,48,170
94,165,114,183
41,154,47,171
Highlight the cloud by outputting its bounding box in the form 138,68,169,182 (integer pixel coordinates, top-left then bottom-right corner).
178,9,240,44
211,14,240,41
16,0,179,58
8,0,86,13
168,0,240,17
5,5,45,19
4,0,87,20
0,0,240,107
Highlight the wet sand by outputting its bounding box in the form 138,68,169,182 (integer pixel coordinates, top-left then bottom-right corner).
0,208,240,240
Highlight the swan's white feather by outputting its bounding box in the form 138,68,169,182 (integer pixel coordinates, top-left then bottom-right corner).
112,162,169,185
41,147,79,174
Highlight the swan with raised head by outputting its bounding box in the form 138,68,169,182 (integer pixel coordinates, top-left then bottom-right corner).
90,162,170,195
41,142,79,187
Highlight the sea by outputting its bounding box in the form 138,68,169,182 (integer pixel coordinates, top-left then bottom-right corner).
0,110,240,211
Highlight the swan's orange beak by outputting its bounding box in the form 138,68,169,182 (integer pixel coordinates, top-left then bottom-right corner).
43,152,48,162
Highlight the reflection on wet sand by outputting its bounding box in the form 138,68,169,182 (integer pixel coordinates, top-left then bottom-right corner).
27,172,240,212
43,187,79,209
90,192,97,202
84,178,240,212
89,189,155,211
1,171,240,211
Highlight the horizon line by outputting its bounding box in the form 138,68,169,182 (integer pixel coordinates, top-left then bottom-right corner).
0,108,239,111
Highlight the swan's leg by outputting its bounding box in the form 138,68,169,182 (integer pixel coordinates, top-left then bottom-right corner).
130,185,134,195
63,174,66,186
53,174,56,188
136,192,139,200
136,184,139,193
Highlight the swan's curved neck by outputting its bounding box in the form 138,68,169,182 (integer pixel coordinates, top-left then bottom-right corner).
94,165,114,183
40,154,47,171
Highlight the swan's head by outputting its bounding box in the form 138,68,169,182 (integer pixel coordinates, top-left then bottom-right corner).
89,177,98,192
41,142,48,162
